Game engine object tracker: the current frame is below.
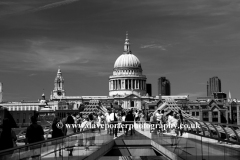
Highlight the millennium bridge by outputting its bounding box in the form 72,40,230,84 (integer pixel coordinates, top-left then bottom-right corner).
0,98,240,160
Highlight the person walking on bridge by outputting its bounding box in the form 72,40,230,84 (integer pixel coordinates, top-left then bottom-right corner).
125,110,134,136
0,118,17,160
52,116,64,157
109,109,119,138
155,110,162,134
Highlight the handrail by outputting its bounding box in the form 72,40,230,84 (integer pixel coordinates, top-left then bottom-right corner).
155,98,240,145
0,128,93,155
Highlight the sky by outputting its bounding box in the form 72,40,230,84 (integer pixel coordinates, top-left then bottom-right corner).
1,0,240,101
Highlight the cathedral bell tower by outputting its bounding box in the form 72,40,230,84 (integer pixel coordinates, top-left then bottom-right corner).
51,68,65,99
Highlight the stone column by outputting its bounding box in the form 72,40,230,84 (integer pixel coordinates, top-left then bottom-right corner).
237,105,240,125
109,81,111,90
120,80,121,89
209,111,212,122
111,81,113,90
113,80,114,90
218,111,221,123
128,79,130,89
140,80,141,90
114,80,116,90
137,80,139,89
133,79,134,89
131,79,133,90
135,80,136,89
117,80,119,90
121,80,123,89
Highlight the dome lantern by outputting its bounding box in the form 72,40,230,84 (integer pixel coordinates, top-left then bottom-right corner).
124,31,131,54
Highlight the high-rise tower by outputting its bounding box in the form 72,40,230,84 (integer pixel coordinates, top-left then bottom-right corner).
207,76,221,96
0,82,2,103
158,77,171,96
146,83,152,96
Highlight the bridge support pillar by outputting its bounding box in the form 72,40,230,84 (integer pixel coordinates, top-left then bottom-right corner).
237,105,240,125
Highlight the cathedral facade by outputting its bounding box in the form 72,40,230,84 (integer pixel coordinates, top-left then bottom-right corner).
50,33,156,110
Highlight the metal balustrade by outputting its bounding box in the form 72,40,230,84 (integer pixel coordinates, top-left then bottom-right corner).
0,127,112,160
155,98,240,145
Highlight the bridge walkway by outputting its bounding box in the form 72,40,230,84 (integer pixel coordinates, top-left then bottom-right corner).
136,125,240,160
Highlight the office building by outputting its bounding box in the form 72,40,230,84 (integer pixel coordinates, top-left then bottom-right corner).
0,82,2,103
158,77,170,96
146,83,152,96
207,77,221,96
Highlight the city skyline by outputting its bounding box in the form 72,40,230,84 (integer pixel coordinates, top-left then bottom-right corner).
1,0,240,101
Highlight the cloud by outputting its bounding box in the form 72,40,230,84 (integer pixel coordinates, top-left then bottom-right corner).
29,73,37,77
177,92,205,98
0,0,80,17
0,38,117,76
140,44,166,50
30,0,79,13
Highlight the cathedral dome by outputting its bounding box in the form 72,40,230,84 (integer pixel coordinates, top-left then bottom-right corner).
114,32,141,69
114,53,141,69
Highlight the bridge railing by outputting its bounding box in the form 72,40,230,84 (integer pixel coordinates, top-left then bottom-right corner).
0,127,110,160
157,98,240,145
150,129,240,160
185,119,240,145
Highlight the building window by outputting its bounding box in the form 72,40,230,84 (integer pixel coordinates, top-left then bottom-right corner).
196,112,199,116
212,112,218,122
192,112,195,116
